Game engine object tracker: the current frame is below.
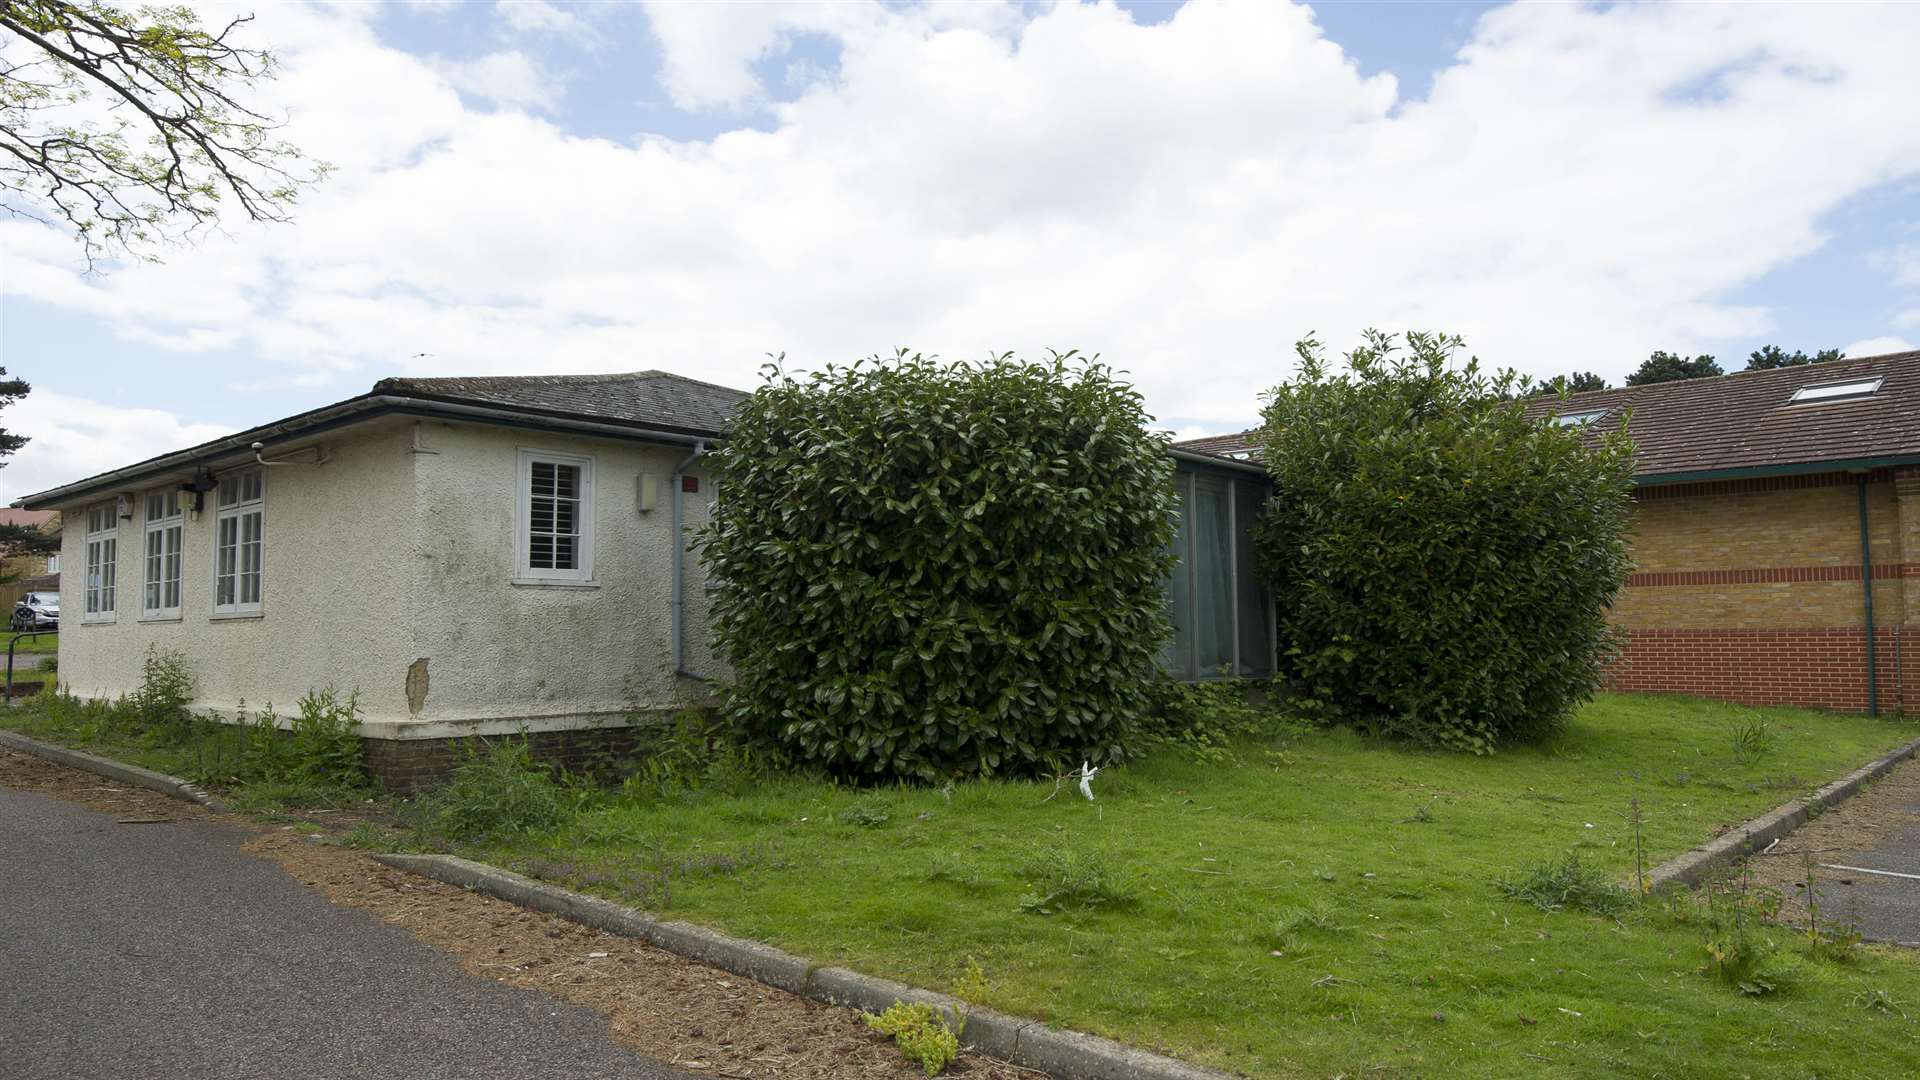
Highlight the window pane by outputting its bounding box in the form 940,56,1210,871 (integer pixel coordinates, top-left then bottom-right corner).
553,463,577,500
552,535,576,570
1191,475,1234,676
1234,479,1272,677
529,534,553,569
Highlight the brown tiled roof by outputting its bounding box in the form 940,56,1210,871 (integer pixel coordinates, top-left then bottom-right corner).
372,370,749,437
1173,429,1262,461
13,572,57,592
1521,350,1920,480
0,509,56,528
1175,349,1920,482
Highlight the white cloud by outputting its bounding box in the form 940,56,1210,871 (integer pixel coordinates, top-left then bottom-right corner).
496,0,603,47
433,49,562,112
0,391,234,503
9,0,1920,496
1841,335,1915,357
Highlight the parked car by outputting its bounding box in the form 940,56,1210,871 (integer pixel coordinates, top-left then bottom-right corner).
11,592,58,631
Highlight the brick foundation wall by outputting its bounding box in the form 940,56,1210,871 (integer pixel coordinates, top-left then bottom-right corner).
1603,466,1916,714
1604,626,1912,713
362,724,654,792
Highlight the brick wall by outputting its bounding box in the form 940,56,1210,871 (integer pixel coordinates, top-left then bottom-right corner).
362,724,654,792
1604,467,1915,713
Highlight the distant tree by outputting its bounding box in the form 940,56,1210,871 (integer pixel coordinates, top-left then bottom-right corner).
1531,371,1609,396
1624,351,1722,386
0,367,58,563
0,1,328,265
1743,345,1844,370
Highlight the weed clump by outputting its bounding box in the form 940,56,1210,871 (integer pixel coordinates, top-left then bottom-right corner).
1018,845,1138,915
415,737,579,844
863,1001,959,1077
1497,852,1632,916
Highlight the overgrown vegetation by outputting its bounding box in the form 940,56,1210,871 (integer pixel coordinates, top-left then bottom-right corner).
698,351,1177,782
4,650,370,805
409,736,583,845
1252,331,1637,752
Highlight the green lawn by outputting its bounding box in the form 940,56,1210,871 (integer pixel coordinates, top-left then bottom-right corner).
5,632,58,654
470,695,1920,1078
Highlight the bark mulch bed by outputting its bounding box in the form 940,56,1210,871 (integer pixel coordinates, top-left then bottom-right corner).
0,747,1032,1080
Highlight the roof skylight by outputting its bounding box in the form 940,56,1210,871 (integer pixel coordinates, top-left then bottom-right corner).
1552,409,1608,427
1790,377,1882,404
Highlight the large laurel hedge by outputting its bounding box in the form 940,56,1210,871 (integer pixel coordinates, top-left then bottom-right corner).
1252,331,1636,752
698,352,1177,782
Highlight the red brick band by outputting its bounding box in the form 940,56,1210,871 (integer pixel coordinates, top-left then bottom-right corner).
1626,563,1920,587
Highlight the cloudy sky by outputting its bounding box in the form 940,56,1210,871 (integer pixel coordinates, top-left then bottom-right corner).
5,0,1920,501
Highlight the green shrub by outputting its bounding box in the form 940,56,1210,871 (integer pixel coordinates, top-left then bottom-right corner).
863,1001,959,1077
1252,331,1635,752
699,352,1177,782
415,736,578,844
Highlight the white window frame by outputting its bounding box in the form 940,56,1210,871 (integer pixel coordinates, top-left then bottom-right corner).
83,501,118,622
515,449,595,585
142,488,184,619
212,467,266,617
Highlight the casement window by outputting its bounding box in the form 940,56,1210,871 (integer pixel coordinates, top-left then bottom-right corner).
143,488,184,617
83,502,118,621
517,450,594,583
214,467,265,615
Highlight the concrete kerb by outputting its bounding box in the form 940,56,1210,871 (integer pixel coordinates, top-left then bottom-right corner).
1645,732,1920,890
0,729,227,811
374,852,1234,1080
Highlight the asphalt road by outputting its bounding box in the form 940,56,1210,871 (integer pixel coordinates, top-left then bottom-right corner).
1804,773,1920,949
0,787,694,1080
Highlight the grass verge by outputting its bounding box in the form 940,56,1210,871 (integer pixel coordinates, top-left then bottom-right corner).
457,694,1920,1078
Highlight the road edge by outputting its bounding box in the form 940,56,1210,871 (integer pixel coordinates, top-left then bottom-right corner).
0,729,227,811
1645,731,1920,890
374,852,1235,1080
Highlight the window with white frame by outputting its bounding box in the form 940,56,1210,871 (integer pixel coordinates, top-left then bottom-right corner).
517,450,593,583
83,502,117,620
214,467,264,614
143,488,184,617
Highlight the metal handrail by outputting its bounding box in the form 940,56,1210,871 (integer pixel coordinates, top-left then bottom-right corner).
6,628,56,701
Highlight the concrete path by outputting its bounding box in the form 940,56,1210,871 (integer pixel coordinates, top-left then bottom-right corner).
0,786,695,1080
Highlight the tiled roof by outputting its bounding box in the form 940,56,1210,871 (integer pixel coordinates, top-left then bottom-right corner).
1173,429,1262,461
1520,350,1920,479
0,509,57,528
1173,349,1920,481
373,370,749,437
